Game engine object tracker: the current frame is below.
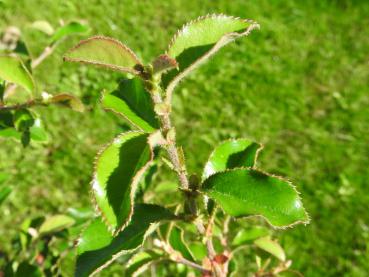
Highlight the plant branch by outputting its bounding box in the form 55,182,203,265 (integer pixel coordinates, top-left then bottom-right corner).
0,99,45,111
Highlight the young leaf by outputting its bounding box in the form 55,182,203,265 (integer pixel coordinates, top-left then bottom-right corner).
168,226,195,262
0,55,34,93
39,215,75,235
254,236,286,261
101,78,159,132
202,168,309,228
64,36,141,75
92,131,153,233
126,251,163,277
51,21,89,43
203,139,262,179
50,93,85,112
232,226,270,246
29,20,55,35
75,204,176,277
165,14,259,100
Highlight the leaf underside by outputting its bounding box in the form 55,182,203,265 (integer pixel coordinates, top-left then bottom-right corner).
203,138,262,179
75,204,176,277
92,132,153,233
163,14,259,90
101,78,159,132
64,36,141,74
202,168,309,228
0,55,34,93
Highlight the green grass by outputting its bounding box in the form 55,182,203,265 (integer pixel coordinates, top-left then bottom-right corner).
1,0,369,276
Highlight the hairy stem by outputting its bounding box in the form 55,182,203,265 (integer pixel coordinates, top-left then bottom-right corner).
148,75,226,277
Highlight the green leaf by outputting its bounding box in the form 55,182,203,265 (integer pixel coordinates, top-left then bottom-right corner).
202,168,309,228
29,118,49,142
101,78,158,132
15,262,42,277
164,15,259,98
0,172,9,184
13,109,34,131
39,215,75,235
254,236,286,261
203,139,262,179
51,21,89,43
232,226,270,246
0,55,34,93
30,20,55,35
0,186,12,206
168,226,194,262
0,127,19,139
92,131,153,233
188,242,207,261
50,93,85,112
126,251,162,277
75,204,176,277
64,36,141,74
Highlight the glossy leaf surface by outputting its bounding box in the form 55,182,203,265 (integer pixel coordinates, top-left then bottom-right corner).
64,36,141,74
203,138,262,179
254,236,286,261
92,132,153,233
202,169,309,227
0,55,34,93
101,78,158,132
168,226,194,261
76,204,176,277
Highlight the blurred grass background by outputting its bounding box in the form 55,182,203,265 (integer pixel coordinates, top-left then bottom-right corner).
1,0,369,276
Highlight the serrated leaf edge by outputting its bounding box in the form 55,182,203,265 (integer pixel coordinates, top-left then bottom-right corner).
99,89,156,132
202,138,264,180
63,36,142,75
201,167,310,229
165,14,259,103
90,131,154,235
75,219,160,277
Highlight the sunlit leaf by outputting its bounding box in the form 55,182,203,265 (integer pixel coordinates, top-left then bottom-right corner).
203,138,262,179
51,21,89,43
0,55,34,93
202,168,309,228
101,78,158,132
164,14,259,98
92,131,153,233
39,215,75,235
254,236,286,261
75,204,176,277
64,36,141,74
30,20,55,35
